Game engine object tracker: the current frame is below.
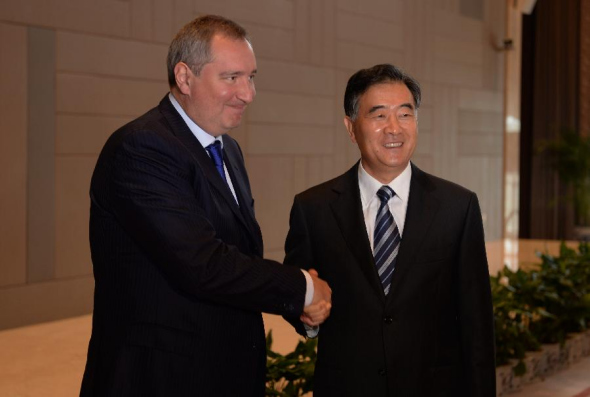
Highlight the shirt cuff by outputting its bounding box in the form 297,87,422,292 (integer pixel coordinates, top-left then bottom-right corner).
302,269,314,307
304,324,319,338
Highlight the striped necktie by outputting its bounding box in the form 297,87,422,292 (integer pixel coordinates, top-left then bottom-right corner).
374,186,400,295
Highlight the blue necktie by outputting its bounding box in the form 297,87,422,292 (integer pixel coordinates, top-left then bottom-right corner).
374,186,400,295
205,141,227,183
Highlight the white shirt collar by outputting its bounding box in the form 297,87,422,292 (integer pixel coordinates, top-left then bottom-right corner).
168,92,223,148
358,161,412,206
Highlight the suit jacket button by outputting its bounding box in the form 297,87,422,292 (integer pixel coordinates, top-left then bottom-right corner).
383,316,393,324
378,368,386,376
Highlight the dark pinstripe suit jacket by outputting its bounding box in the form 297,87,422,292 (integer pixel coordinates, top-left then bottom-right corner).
80,96,306,397
284,162,496,397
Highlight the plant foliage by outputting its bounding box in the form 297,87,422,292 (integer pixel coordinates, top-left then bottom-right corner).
539,130,590,226
491,242,590,375
266,330,317,396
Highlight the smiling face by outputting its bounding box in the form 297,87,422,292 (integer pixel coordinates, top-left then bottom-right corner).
344,82,418,183
173,34,257,136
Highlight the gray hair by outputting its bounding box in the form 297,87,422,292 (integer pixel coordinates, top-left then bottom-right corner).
166,15,249,87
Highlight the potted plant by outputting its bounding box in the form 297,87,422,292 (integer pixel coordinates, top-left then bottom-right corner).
540,130,590,240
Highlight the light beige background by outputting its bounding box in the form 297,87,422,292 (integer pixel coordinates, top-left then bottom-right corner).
0,0,505,330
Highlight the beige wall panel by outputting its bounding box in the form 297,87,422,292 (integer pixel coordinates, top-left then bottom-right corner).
321,156,335,182
245,23,295,62
248,156,294,252
336,42,405,72
131,0,153,41
456,157,502,240
401,1,432,84
0,23,27,287
249,92,334,126
436,0,460,13
56,74,168,116
293,157,308,195
431,8,483,43
153,0,174,43
56,115,132,155
417,106,432,130
418,81,434,107
309,0,324,65
57,32,167,81
411,155,434,175
430,84,459,181
432,60,483,88
415,131,432,155
458,88,503,112
228,120,247,150
55,156,96,279
457,134,502,156
173,0,194,33
336,0,404,22
194,0,294,30
255,59,335,96
27,26,56,283
320,0,336,67
294,0,310,62
434,36,484,66
336,12,404,51
345,140,361,168
0,277,94,330
458,109,503,134
247,124,333,155
306,156,325,190
0,0,130,37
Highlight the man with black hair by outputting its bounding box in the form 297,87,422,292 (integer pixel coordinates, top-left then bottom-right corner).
284,64,495,396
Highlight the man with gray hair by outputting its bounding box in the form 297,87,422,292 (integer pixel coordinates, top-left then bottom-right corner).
80,15,331,397
284,64,496,396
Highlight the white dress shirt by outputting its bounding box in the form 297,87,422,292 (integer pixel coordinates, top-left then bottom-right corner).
358,161,412,248
168,93,314,306
168,93,239,204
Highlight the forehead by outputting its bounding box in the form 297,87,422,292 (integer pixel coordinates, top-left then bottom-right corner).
209,34,255,63
358,82,413,108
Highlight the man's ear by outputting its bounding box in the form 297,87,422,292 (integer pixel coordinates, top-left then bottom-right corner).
174,62,192,95
344,116,357,144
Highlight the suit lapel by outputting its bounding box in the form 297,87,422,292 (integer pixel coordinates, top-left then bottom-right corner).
330,163,385,302
387,163,440,303
224,145,264,255
157,96,252,234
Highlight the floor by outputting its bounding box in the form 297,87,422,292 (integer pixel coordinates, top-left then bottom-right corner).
0,314,588,397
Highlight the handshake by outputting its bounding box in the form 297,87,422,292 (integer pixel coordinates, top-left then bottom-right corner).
301,269,332,327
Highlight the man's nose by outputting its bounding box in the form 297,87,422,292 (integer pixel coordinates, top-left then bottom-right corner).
237,79,256,104
385,115,401,133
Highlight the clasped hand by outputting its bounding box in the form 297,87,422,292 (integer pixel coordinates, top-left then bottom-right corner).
301,269,332,327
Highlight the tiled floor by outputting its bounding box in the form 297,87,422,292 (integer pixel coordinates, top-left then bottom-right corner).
0,314,588,396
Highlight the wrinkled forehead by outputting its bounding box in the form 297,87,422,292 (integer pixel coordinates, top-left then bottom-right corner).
359,82,415,107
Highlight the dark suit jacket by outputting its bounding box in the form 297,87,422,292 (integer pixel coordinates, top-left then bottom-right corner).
80,96,306,397
284,162,495,397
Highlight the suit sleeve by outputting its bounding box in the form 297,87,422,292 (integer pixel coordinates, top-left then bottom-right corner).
95,129,306,316
283,196,314,336
457,193,496,396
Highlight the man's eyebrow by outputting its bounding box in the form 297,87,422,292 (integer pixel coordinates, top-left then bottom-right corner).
367,105,386,114
220,69,258,76
399,103,415,110
367,103,415,114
